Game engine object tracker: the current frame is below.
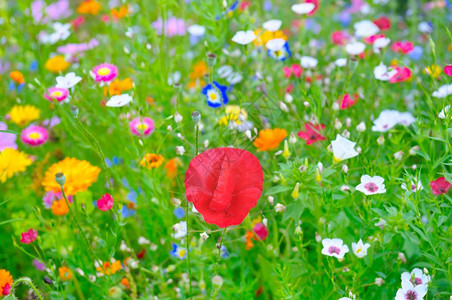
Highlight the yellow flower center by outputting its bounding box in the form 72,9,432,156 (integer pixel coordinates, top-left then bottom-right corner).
209,91,218,100
333,156,342,163
29,132,41,139
97,67,111,76
136,123,148,131
51,91,63,97
178,249,186,258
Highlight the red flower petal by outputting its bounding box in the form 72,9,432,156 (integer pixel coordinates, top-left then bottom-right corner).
184,148,264,228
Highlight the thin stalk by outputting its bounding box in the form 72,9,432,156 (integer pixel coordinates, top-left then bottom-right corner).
8,277,43,300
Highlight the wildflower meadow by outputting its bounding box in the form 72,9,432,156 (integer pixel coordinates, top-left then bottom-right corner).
1,0,452,299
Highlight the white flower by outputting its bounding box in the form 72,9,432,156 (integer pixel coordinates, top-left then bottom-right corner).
401,268,431,287
331,134,359,162
106,94,133,107
356,175,386,195
356,121,366,132
187,24,205,36
218,65,233,78
227,72,243,85
398,112,416,126
263,19,282,32
354,20,379,37
291,3,315,14
373,37,390,53
335,58,347,67
174,112,183,123
265,38,286,51
374,218,386,229
438,105,450,119
375,277,385,287
351,239,371,258
275,203,286,212
372,110,415,132
432,84,452,98
321,238,349,259
345,41,366,55
175,146,185,155
138,237,150,245
56,72,82,89
374,63,397,81
300,56,318,68
395,279,427,300
172,221,187,239
231,30,256,45
418,22,432,34
200,232,209,241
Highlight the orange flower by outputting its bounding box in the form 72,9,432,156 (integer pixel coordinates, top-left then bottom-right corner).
120,277,130,289
45,56,70,73
140,154,164,169
104,78,133,97
51,198,70,216
245,231,254,250
253,128,287,151
77,0,101,15
189,61,208,80
164,158,181,179
59,266,72,281
97,260,122,275
111,5,128,19
0,269,13,296
9,71,25,84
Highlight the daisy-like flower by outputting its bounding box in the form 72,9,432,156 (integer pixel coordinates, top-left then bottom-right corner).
291,3,315,14
354,20,380,38
202,81,228,108
0,148,32,183
170,243,187,259
401,268,431,287
321,238,349,259
140,153,164,169
172,221,187,239
432,84,452,98
356,175,386,195
92,63,118,83
42,157,101,195
267,40,291,61
351,239,371,258
8,105,40,126
345,41,366,55
395,279,427,300
44,87,69,102
0,269,13,296
231,30,256,45
21,125,49,146
297,123,325,145
129,117,155,137
55,72,82,89
331,134,359,162
106,94,133,107
20,228,38,244
253,128,287,151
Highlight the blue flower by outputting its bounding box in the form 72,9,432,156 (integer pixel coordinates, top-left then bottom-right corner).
267,42,291,61
173,207,185,219
221,245,229,258
202,81,228,108
408,46,423,61
30,60,38,72
121,204,136,218
170,243,187,259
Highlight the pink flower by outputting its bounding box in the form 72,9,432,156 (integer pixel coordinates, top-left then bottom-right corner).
392,41,414,54
92,63,118,82
331,31,348,46
444,65,452,77
21,125,49,146
283,64,303,78
430,177,451,195
253,223,268,240
129,117,155,137
364,33,385,44
340,94,358,110
20,228,38,244
97,193,114,211
44,87,68,102
43,191,73,209
389,67,411,83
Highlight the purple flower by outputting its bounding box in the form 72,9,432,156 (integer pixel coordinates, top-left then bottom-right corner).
152,17,186,37
33,259,46,271
0,122,17,151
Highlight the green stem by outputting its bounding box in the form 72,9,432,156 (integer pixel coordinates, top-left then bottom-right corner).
7,277,43,300
213,227,227,276
185,198,192,299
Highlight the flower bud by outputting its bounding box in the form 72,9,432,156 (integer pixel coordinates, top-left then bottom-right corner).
70,105,79,117
207,53,217,67
212,275,223,288
377,135,385,145
191,111,201,123
55,172,65,186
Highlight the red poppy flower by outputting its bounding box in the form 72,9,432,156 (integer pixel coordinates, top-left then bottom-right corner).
430,177,451,195
297,123,326,145
340,94,358,110
184,148,264,228
373,16,391,30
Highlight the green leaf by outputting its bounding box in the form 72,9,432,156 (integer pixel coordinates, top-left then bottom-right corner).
282,201,304,223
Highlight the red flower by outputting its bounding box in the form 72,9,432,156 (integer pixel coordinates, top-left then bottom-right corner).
373,16,391,30
392,41,414,54
340,94,358,110
444,65,452,77
305,0,319,15
283,64,303,78
253,223,268,240
137,249,146,259
297,123,326,145
97,193,114,211
20,228,38,244
185,148,263,228
389,66,411,83
331,31,348,45
430,177,451,195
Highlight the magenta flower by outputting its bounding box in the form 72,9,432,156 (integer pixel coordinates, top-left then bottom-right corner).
20,228,38,244
253,223,268,240
392,41,414,54
21,125,49,146
129,117,155,137
444,65,452,77
92,63,118,82
44,87,69,102
340,94,358,110
389,67,411,83
97,193,114,211
43,191,72,209
430,177,451,195
152,17,186,37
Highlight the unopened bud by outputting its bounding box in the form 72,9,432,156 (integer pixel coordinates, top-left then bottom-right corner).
70,105,79,117
191,111,201,123
55,172,65,186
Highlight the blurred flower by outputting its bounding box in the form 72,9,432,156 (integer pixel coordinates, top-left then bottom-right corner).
8,105,40,126
340,94,358,110
140,153,164,169
297,123,325,145
129,117,155,137
254,128,287,151
111,5,128,19
373,16,391,30
42,157,101,195
263,19,282,32
423,64,442,79
291,3,315,15
97,260,122,275
43,191,72,209
374,63,397,81
0,269,13,296
331,134,359,162
44,87,69,103
438,105,450,119
97,193,114,211
56,72,82,89
153,17,185,36
9,70,25,84
254,29,287,47
345,41,366,55
0,122,17,150
356,175,386,195
106,78,133,96
372,110,415,132
21,125,49,146
45,55,70,73
77,0,101,15
92,63,118,83
351,239,370,258
444,65,452,76
0,148,32,183
170,243,187,259
283,64,303,78
432,84,452,98
392,41,414,54
401,179,423,192
32,259,46,271
202,81,229,108
231,30,256,45
253,223,268,240
354,20,380,37
20,228,38,244
165,158,181,179
300,56,318,69
321,238,349,259
172,221,187,239
51,198,70,216
430,177,451,195
267,40,291,61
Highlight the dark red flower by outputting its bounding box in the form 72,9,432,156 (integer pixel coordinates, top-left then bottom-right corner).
297,123,326,145
373,16,391,30
137,249,146,259
340,94,358,110
185,148,264,228
430,177,451,195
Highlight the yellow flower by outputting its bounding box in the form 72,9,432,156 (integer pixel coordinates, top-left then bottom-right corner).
59,266,72,281
77,0,102,15
0,269,13,295
254,29,287,46
219,105,248,126
140,153,164,169
253,128,287,151
42,158,101,195
291,182,300,199
45,55,70,73
0,148,32,183
423,64,442,79
8,105,40,126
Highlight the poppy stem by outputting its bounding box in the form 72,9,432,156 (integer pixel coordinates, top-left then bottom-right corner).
213,227,227,276
195,124,199,156
185,198,192,299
